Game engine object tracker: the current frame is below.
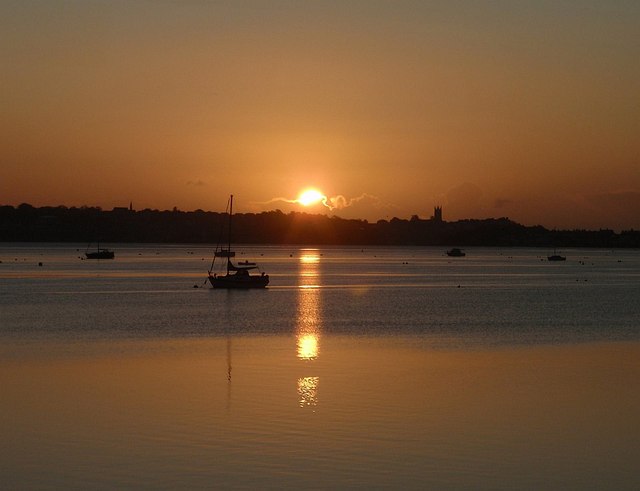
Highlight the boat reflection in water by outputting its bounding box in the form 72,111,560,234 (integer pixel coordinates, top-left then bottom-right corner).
296,249,322,407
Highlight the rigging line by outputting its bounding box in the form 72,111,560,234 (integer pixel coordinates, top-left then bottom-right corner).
209,195,232,272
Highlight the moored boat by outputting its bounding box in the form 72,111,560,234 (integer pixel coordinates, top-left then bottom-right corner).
207,195,269,289
547,248,566,261
547,253,566,261
446,248,465,257
85,241,114,259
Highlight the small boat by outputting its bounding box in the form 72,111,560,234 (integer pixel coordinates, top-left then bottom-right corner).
86,249,115,259
548,249,566,261
85,242,114,259
207,195,269,289
446,248,466,257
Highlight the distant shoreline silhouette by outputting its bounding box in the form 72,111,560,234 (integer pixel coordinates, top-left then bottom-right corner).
1,203,638,248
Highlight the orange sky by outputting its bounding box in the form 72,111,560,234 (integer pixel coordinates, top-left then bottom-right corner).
2,1,639,230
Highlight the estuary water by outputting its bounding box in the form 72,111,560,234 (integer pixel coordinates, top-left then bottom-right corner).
1,244,639,489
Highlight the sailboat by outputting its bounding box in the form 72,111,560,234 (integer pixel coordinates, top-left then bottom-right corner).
547,248,566,261
85,241,114,259
446,248,466,257
207,195,269,289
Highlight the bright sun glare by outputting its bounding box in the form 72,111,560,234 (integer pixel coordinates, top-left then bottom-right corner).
297,188,324,206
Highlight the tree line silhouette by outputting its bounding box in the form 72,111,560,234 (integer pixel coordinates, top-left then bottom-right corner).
1,203,638,247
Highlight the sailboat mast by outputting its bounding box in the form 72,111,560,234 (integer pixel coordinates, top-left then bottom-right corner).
227,194,233,274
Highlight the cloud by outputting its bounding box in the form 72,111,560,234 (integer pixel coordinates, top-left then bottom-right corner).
252,192,398,220
325,193,382,210
255,196,299,205
325,193,401,220
255,192,385,211
186,179,206,187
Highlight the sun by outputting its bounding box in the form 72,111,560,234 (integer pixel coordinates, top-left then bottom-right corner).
297,188,324,207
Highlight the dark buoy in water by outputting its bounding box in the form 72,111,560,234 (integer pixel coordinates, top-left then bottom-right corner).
38,262,43,267
193,284,199,288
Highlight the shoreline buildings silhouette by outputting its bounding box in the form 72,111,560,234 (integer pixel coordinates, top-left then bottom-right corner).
0,203,637,247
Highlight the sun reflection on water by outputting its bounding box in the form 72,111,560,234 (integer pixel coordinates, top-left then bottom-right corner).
299,253,320,264
296,249,322,360
297,333,318,360
297,376,319,407
296,249,322,407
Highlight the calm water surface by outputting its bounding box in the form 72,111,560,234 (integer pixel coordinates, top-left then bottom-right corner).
1,244,639,489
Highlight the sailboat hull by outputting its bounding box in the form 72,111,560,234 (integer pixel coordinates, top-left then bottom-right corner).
208,273,269,289
85,250,115,259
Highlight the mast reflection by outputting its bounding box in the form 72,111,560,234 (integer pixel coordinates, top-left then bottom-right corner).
296,249,321,407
